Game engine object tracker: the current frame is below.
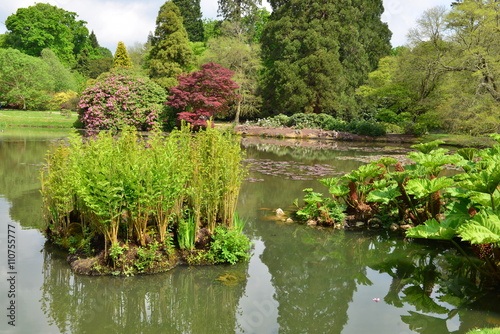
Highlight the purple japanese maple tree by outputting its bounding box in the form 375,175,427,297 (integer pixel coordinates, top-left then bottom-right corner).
167,62,240,128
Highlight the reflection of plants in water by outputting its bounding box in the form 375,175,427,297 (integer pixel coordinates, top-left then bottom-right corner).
0,139,55,229
40,245,248,334
366,236,499,333
245,158,337,181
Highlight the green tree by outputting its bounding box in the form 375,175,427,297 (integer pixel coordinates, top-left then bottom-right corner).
41,48,77,92
113,41,133,68
217,0,262,22
260,0,391,118
203,22,262,122
202,19,223,42
89,31,100,49
0,48,55,110
369,2,500,135
148,1,194,89
4,3,92,66
172,0,205,42
128,41,151,70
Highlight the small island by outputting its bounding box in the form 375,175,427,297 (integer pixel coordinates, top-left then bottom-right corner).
41,125,251,276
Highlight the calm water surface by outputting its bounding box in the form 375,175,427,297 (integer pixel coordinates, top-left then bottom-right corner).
0,129,499,334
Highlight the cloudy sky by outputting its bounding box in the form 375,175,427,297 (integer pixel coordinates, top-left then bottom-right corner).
0,0,454,52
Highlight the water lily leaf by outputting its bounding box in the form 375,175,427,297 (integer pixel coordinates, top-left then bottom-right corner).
406,219,457,240
366,184,401,205
457,209,500,244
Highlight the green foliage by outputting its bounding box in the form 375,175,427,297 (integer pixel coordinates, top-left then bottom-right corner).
295,188,346,225
148,1,194,89
49,90,79,111
358,1,500,135
0,48,55,110
135,241,162,272
113,41,133,68
172,0,204,42
206,226,251,264
260,0,391,117
250,113,386,136
4,3,94,66
177,211,196,250
457,209,500,244
298,140,499,254
41,48,77,92
41,125,249,267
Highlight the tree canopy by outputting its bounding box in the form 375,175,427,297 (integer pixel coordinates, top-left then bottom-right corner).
148,1,194,89
172,0,205,42
4,3,94,66
113,41,133,68
167,62,240,128
260,0,391,117
0,48,55,110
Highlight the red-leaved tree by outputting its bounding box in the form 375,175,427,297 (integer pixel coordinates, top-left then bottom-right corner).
167,62,240,128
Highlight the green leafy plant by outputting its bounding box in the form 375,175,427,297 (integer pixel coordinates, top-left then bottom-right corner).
206,226,251,265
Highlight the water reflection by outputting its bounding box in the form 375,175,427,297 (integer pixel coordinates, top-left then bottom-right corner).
3,132,500,333
41,245,248,334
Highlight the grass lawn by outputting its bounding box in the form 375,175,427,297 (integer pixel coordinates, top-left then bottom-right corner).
0,109,78,129
422,133,496,148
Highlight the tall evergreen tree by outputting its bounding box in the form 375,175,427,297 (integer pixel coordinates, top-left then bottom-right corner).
217,0,262,22
172,0,205,42
148,1,194,89
89,30,100,49
113,41,133,68
260,0,391,118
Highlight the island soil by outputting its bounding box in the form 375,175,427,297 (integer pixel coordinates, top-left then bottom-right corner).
233,125,420,144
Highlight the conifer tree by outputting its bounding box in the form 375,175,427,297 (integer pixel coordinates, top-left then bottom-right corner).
260,0,391,118
172,0,204,42
113,41,133,68
148,1,194,89
89,30,100,49
218,0,261,22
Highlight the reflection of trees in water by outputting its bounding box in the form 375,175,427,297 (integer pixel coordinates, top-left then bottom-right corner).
258,221,500,334
241,139,411,165
367,236,500,333
259,223,373,334
40,245,248,334
0,140,51,228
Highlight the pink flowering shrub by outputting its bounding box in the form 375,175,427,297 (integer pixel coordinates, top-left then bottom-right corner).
78,69,167,130
167,63,240,128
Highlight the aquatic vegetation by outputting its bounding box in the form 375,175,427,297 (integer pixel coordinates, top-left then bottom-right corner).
295,138,500,283
40,125,251,275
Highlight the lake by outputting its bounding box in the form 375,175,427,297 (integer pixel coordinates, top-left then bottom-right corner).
0,129,499,333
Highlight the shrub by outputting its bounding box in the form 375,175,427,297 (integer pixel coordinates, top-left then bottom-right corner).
206,226,251,264
50,90,79,111
346,120,386,136
167,62,240,128
77,68,167,130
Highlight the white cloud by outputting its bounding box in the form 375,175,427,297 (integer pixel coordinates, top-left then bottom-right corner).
0,0,453,51
382,0,453,46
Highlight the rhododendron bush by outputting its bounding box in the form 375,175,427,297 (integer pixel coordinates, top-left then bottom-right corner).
78,69,167,130
167,62,240,128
